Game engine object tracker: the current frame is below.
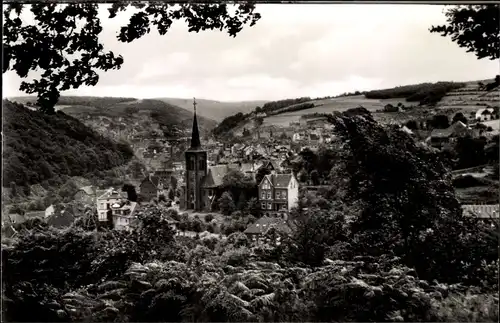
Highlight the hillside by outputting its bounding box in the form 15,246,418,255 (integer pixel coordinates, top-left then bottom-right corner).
213,79,498,134
2,100,134,188
156,97,269,121
9,96,137,110
437,78,500,112
9,96,218,142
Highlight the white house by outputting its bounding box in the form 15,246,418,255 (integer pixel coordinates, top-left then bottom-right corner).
96,189,128,222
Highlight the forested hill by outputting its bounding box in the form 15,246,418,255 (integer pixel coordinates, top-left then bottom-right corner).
2,100,134,188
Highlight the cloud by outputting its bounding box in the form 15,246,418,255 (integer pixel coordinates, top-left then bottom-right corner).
3,4,498,101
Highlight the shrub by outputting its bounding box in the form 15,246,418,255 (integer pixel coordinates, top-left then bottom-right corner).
205,213,215,223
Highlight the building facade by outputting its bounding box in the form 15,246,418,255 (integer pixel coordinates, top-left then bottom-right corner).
258,173,299,219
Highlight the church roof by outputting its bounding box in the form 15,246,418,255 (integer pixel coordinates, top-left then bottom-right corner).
202,164,239,188
188,99,202,151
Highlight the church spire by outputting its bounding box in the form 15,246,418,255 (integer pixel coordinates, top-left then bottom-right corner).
190,97,201,149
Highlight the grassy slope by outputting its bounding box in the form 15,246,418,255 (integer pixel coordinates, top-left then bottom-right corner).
156,97,269,122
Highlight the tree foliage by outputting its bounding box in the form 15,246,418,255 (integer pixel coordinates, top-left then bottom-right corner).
324,111,497,284
430,5,500,60
3,2,261,114
218,192,236,216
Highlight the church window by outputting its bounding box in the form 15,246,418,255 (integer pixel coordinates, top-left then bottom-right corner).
188,156,195,170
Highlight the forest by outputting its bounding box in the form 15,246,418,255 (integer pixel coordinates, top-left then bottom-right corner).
364,82,465,105
2,100,134,189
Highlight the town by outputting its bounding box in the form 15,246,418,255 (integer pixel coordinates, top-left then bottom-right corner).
2,3,499,323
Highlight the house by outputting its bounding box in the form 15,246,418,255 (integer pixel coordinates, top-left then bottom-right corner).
309,133,321,146
427,121,473,148
244,216,292,243
139,174,165,201
252,130,271,141
109,200,139,231
475,108,494,122
74,186,96,205
462,204,499,219
96,189,128,223
258,173,300,219
292,132,304,142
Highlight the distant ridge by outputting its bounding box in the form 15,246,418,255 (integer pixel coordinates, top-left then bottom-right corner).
156,97,269,122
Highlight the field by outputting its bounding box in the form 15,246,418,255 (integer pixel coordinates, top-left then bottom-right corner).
261,96,410,127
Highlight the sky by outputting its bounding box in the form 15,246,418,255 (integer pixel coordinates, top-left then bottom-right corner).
3,4,498,102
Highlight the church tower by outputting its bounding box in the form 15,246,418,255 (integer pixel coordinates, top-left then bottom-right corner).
184,98,207,211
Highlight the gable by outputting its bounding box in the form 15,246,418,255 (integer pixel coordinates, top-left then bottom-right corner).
260,175,273,188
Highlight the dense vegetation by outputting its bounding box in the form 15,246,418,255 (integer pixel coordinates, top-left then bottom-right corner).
364,82,466,105
2,100,134,188
212,112,250,137
257,97,312,114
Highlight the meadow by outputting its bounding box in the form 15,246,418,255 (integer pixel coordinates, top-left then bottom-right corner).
261,96,410,127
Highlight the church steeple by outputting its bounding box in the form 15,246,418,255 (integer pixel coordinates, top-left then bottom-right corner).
190,97,202,150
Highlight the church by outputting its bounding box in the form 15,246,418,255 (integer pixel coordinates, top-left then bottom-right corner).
182,99,236,212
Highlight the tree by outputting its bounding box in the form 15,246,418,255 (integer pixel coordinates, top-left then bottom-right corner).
310,170,320,186
3,2,261,114
242,128,251,137
236,191,247,211
221,170,255,203
255,167,271,186
167,188,175,201
430,5,499,60
121,183,138,202
218,192,235,216
9,182,18,197
452,112,468,125
290,207,347,266
170,175,178,192
454,136,487,169
405,120,418,130
297,170,309,183
429,114,450,129
325,111,477,283
246,197,261,217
